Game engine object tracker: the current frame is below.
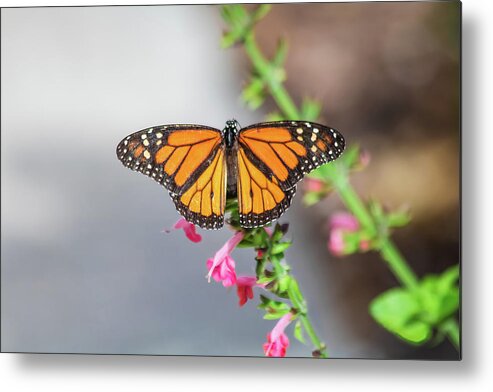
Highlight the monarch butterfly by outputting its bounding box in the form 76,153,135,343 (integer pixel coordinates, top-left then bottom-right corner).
116,120,345,229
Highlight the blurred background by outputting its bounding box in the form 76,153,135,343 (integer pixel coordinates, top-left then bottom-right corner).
1,2,459,359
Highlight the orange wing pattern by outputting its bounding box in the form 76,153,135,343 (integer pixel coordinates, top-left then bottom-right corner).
239,121,345,190
117,120,344,230
116,125,226,229
171,148,226,229
237,145,295,228
237,121,345,227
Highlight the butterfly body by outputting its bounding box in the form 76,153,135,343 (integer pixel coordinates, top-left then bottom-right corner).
116,120,345,230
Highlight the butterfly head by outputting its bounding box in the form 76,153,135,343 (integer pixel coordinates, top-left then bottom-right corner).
223,119,241,148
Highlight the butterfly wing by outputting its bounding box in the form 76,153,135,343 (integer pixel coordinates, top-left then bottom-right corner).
237,121,345,227
116,125,226,229
237,145,296,228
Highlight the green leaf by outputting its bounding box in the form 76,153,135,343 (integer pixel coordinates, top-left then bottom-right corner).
236,239,255,248
242,77,266,110
263,311,290,320
277,275,292,293
271,225,285,242
257,275,275,285
271,242,292,255
220,5,255,48
252,4,272,22
272,38,288,67
438,265,460,290
258,295,289,311
370,265,459,345
221,4,248,24
221,32,239,49
369,200,385,223
417,266,460,325
294,320,306,344
370,288,431,344
386,210,412,228
258,294,291,319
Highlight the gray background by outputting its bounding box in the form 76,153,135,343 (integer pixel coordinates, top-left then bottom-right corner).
1,4,459,359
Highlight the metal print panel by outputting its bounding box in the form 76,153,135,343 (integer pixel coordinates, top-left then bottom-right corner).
1,2,461,359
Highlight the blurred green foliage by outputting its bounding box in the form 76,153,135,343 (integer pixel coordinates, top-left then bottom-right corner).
370,266,459,344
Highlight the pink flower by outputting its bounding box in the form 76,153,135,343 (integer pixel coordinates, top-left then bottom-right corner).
236,276,258,306
164,218,202,243
206,231,244,283
303,178,324,192
328,212,359,256
329,212,359,232
263,313,293,357
206,255,236,287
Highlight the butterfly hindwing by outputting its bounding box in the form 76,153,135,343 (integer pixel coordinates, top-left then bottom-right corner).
236,121,345,227
116,125,226,229
237,144,296,228
170,147,227,229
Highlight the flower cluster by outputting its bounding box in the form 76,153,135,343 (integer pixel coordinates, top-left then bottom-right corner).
170,219,262,306
327,212,370,257
167,218,316,357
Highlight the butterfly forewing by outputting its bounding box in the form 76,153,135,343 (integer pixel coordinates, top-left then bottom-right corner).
236,121,345,227
116,124,227,229
238,121,345,190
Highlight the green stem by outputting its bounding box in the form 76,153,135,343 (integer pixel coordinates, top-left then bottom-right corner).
269,253,327,357
326,166,376,236
243,32,300,119
299,315,327,358
288,279,328,358
379,239,419,289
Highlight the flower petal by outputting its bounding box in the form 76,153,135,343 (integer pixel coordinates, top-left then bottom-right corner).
171,218,202,243
329,212,359,231
328,229,345,256
207,231,244,281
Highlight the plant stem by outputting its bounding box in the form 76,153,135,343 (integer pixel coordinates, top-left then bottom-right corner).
243,32,300,119
268,252,327,357
288,279,328,358
326,166,377,236
379,238,419,289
